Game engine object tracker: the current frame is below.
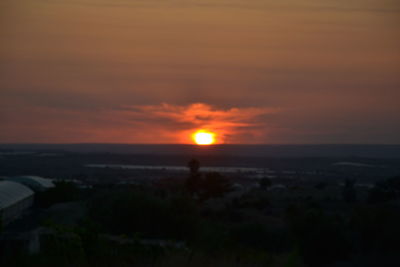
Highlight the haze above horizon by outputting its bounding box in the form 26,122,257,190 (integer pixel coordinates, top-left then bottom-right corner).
1,0,399,144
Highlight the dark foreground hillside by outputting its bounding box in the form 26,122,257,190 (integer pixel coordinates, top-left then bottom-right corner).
1,156,400,267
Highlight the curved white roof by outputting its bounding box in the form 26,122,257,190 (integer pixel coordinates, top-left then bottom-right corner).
10,176,55,189
0,181,34,210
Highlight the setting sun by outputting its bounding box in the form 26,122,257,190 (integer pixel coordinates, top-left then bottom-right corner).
192,130,216,145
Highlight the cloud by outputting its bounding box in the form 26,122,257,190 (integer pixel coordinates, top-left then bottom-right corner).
0,102,278,144
116,103,278,143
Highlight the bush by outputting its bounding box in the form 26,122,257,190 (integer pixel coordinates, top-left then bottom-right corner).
87,191,199,241
259,177,272,190
230,223,289,252
368,176,400,203
350,205,400,254
36,181,81,208
193,221,231,253
286,206,351,267
200,172,232,201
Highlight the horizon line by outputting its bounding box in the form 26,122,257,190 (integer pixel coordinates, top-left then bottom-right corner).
1,143,400,146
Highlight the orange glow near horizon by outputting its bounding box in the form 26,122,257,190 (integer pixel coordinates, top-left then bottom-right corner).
192,130,216,145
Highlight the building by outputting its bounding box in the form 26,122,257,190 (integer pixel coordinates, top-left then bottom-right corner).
0,181,34,226
6,176,55,192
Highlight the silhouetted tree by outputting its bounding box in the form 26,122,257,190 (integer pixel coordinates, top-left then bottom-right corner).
188,158,200,174
342,178,357,203
185,159,202,196
259,177,272,190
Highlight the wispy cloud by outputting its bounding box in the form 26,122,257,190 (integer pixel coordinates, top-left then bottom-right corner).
0,103,277,144
115,103,278,143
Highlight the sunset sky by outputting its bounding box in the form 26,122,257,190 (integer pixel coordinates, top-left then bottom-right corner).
1,0,399,144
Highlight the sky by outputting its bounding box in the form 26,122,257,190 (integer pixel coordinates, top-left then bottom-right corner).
0,0,399,144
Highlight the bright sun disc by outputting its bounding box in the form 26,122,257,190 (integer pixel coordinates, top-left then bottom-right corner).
193,130,215,145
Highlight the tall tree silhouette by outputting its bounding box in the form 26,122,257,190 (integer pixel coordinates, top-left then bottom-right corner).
342,178,357,203
186,159,201,196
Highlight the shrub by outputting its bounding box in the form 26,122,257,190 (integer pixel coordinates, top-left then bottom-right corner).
36,181,81,208
87,191,199,241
